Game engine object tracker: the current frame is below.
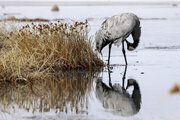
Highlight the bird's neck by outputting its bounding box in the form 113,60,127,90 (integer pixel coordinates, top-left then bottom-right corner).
132,83,141,111
126,23,141,51
97,80,111,92
101,38,112,50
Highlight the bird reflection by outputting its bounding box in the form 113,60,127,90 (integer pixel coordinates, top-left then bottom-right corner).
95,66,141,117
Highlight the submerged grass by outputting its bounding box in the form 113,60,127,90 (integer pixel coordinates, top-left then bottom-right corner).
0,20,103,82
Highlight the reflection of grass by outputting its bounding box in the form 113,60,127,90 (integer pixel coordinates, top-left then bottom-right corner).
0,71,96,114
0,21,103,82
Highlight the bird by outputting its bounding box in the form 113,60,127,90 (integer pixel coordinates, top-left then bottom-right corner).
95,13,141,66
95,68,141,117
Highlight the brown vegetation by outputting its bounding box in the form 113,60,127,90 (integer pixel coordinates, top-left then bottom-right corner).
0,71,96,114
0,16,49,22
51,4,59,12
170,84,180,94
0,20,104,83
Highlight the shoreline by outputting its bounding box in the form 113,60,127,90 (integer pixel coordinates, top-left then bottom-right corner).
0,1,180,6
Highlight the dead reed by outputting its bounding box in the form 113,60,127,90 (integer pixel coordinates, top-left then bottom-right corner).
51,4,59,12
0,16,50,22
0,20,103,83
170,84,180,94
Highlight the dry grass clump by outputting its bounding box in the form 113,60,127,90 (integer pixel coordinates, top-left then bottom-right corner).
0,21,103,82
51,4,59,12
0,71,96,114
170,84,180,94
0,16,49,22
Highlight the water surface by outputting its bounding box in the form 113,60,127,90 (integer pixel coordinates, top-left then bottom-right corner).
0,4,180,120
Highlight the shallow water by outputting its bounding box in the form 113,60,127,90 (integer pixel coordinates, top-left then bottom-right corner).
1,4,180,120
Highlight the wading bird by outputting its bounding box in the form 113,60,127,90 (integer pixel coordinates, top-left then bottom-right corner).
95,68,141,116
95,13,141,66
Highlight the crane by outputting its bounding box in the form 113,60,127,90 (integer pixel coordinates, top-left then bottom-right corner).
95,13,141,66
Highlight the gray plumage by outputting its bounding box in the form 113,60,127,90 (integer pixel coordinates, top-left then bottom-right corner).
95,13,141,65
95,78,141,117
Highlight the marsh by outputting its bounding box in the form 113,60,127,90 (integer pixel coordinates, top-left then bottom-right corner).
0,2,180,120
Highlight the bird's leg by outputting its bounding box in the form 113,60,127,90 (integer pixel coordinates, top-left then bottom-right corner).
122,65,127,89
108,68,113,89
108,42,113,67
122,41,128,66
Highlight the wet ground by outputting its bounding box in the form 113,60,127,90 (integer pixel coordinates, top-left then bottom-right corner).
1,4,180,120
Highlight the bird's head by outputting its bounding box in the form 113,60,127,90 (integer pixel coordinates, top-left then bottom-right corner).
126,79,138,90
126,41,136,51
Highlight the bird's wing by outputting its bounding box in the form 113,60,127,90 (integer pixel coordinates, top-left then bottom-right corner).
101,13,138,42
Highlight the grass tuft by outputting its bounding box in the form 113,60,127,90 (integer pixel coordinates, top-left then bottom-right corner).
0,20,104,82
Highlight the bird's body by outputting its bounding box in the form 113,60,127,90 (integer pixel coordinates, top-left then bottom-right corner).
95,78,141,117
95,67,141,116
100,13,138,47
95,13,141,65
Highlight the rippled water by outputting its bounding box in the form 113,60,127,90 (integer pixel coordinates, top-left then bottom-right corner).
1,4,180,120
